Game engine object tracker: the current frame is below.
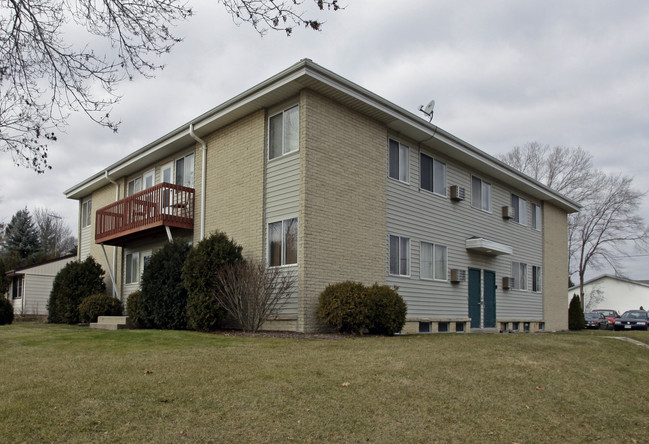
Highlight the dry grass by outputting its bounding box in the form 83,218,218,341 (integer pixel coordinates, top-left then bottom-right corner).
1,323,648,443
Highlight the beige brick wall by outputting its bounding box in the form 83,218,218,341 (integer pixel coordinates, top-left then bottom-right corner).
88,180,124,300
298,90,387,332
542,202,569,331
200,110,265,259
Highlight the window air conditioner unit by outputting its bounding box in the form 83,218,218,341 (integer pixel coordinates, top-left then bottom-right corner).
450,268,466,283
450,185,466,201
502,277,514,290
502,205,515,219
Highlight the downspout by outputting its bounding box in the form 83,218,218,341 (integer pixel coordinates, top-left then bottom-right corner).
189,123,207,241
104,170,120,300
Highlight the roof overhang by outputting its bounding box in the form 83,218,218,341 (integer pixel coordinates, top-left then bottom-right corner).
465,238,513,256
64,59,581,213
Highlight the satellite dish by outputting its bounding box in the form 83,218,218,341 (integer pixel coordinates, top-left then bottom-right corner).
419,99,435,122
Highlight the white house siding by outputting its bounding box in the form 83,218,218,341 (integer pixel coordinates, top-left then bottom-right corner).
265,149,300,318
79,224,92,261
386,140,544,321
570,276,649,314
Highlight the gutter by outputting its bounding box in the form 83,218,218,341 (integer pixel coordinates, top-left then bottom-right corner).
189,124,207,241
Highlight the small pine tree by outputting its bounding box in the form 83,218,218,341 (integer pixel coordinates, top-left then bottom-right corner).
4,208,41,261
568,294,585,330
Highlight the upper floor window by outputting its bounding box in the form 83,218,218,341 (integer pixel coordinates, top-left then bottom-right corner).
269,105,299,160
420,154,446,196
127,170,154,196
471,176,491,212
388,139,409,183
511,261,528,291
269,218,298,267
531,204,542,230
420,242,447,281
511,194,527,225
389,235,410,276
176,153,195,188
532,265,542,292
81,199,92,228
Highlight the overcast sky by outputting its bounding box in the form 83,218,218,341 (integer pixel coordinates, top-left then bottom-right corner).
1,0,648,280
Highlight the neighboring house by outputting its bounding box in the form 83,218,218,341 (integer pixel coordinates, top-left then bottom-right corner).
569,275,649,314
64,59,579,333
4,255,76,316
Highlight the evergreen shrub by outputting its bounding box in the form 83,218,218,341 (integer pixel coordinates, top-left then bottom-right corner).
126,291,146,328
47,257,106,324
78,293,122,323
365,284,406,335
140,240,191,329
568,294,585,330
182,231,243,331
317,281,369,334
0,297,14,325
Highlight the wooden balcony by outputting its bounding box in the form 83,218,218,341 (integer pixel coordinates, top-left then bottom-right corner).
95,183,195,246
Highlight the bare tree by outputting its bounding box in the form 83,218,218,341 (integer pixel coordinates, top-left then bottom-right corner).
33,208,76,258
1,0,340,172
213,259,295,332
498,143,648,302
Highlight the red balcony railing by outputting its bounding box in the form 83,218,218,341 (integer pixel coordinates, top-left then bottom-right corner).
95,183,194,245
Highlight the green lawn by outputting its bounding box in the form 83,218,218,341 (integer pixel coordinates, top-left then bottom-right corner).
1,323,648,443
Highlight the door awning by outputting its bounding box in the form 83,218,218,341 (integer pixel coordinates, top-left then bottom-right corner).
465,238,513,256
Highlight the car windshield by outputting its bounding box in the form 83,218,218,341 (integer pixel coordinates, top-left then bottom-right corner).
621,311,647,319
594,310,614,317
584,313,600,319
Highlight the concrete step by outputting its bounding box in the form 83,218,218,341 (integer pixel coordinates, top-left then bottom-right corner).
90,316,134,330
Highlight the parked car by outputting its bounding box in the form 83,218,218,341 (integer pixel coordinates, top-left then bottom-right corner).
591,309,620,330
613,310,649,331
584,312,607,329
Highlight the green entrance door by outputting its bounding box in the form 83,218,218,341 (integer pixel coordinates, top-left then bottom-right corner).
483,270,496,328
468,268,481,328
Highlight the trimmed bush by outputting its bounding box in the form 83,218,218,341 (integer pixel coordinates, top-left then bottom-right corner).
78,293,122,323
569,294,585,330
182,231,243,332
317,281,369,334
365,284,406,335
126,291,146,328
140,240,191,329
0,297,14,325
47,257,106,324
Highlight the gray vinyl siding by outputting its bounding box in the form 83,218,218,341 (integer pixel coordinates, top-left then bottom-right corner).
79,225,92,260
265,150,300,317
386,139,543,321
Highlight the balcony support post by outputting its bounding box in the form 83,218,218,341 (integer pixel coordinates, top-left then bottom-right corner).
165,226,173,243
100,243,120,301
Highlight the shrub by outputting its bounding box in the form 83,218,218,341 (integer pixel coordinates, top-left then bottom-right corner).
140,240,191,329
182,231,243,332
47,257,106,324
0,297,14,325
78,293,122,323
213,259,294,332
568,294,585,330
126,291,146,328
365,284,406,335
317,281,369,334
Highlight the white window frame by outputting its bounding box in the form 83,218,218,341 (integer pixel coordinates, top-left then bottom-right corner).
175,153,195,188
531,203,542,230
511,261,528,291
511,194,528,225
420,241,448,281
125,252,140,285
81,199,92,228
389,235,410,277
269,105,300,160
161,161,173,184
471,176,491,212
268,218,298,267
532,266,542,292
420,153,447,196
388,139,410,184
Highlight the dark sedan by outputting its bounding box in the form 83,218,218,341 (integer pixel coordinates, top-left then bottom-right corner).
584,312,607,329
613,310,649,331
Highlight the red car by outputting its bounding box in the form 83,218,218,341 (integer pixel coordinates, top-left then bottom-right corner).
592,309,620,330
